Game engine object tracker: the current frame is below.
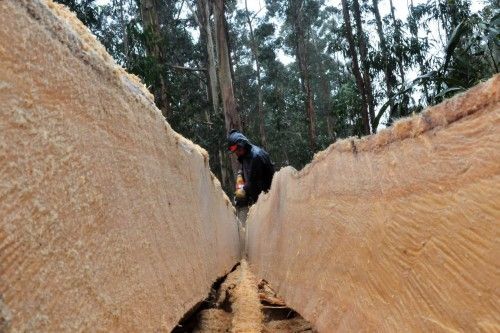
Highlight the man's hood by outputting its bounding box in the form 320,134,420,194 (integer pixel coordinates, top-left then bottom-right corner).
227,130,251,148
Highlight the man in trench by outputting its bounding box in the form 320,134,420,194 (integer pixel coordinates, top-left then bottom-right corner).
227,130,275,223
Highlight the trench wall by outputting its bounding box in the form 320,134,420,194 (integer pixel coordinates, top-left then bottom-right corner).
0,1,239,331
247,76,500,332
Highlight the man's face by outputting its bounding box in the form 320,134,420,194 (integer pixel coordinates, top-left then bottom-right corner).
235,146,246,158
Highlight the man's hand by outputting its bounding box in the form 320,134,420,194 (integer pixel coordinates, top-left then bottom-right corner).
235,188,246,200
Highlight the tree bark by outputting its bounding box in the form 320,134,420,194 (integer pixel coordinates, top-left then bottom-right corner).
341,0,371,135
352,0,375,133
319,62,335,142
312,32,335,142
218,148,228,189
291,0,316,150
408,1,431,105
372,0,396,128
388,0,406,86
190,0,233,191
195,0,220,115
116,0,130,66
244,0,267,148
213,0,241,131
388,0,411,118
213,0,241,177
139,0,171,119
326,115,335,141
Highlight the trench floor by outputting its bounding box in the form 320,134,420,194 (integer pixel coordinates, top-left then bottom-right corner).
171,260,316,333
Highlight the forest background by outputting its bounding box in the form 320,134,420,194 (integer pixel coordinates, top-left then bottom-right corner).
54,0,499,194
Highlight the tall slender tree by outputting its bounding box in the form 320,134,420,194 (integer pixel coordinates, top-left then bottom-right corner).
371,0,396,129
351,0,375,132
189,0,230,189
213,0,242,177
244,0,267,148
139,0,171,119
388,0,406,92
341,0,370,135
196,0,219,116
290,0,317,150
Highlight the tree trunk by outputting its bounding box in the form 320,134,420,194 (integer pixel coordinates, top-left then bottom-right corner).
372,0,396,128
218,148,228,189
312,32,335,143
389,0,410,118
244,0,267,148
319,62,335,142
388,0,406,87
196,0,220,115
352,0,375,133
213,0,241,177
341,0,371,135
408,1,431,105
139,0,171,119
189,0,233,192
116,0,130,66
291,0,316,151
326,115,335,141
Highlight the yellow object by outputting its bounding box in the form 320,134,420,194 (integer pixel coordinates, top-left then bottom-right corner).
236,171,245,191
235,188,246,199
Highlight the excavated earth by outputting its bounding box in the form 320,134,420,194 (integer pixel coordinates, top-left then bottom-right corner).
1,0,499,332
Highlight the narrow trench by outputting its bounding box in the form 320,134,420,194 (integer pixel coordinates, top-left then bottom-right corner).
171,260,316,333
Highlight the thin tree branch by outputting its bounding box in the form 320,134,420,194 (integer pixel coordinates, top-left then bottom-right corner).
167,63,207,71
176,0,185,21
251,8,264,21
185,0,202,28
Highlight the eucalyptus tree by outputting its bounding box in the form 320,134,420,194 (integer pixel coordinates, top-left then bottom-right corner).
244,0,268,147
139,0,171,118
340,0,371,134
266,0,323,151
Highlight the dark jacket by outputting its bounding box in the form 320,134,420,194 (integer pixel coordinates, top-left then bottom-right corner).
228,131,274,203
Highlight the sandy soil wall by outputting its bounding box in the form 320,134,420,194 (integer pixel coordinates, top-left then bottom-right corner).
247,76,500,332
0,1,239,331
